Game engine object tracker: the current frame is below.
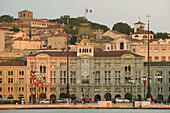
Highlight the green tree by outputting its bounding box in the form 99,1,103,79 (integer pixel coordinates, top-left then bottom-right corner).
69,36,77,45
154,32,170,39
10,27,20,32
112,22,132,35
0,15,14,22
49,16,109,32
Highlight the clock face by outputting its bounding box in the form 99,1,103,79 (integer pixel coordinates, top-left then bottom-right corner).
83,42,88,46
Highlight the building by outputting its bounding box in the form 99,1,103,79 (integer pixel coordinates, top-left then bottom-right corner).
12,36,45,50
144,62,170,100
0,28,13,52
0,61,27,101
26,23,145,102
48,33,71,50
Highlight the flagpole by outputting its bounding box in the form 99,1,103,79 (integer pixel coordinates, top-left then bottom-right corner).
85,5,86,19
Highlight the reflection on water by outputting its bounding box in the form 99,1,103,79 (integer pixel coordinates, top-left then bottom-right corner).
0,109,170,113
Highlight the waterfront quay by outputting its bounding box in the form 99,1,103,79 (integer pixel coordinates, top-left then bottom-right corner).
0,103,170,110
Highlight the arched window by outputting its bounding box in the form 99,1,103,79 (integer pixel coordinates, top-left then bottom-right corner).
137,28,139,31
90,49,91,53
79,49,81,53
40,66,42,73
120,42,124,49
87,49,88,53
43,66,46,73
83,49,84,53
143,35,147,38
135,35,139,37
125,66,127,71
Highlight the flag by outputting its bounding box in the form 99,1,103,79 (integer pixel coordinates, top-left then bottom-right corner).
34,76,36,84
39,80,42,87
41,82,43,88
86,9,92,13
36,78,39,86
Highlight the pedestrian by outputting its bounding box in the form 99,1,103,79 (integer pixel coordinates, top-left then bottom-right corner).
165,99,167,105
83,98,86,104
167,98,169,105
113,98,116,104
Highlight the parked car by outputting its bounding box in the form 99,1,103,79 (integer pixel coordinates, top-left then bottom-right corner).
80,98,93,103
55,98,67,103
0,98,7,101
40,99,50,104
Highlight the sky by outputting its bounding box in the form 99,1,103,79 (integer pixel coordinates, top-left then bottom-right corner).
0,0,170,33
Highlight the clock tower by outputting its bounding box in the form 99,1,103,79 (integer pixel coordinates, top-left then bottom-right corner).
76,23,95,57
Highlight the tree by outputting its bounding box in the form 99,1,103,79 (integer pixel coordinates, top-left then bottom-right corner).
49,16,109,32
0,15,14,22
112,22,132,35
10,27,20,32
69,36,77,45
154,32,170,39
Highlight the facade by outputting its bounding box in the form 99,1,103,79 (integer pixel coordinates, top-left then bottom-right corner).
48,33,71,50
144,62,170,100
12,37,45,50
26,23,145,102
0,29,13,52
0,61,27,101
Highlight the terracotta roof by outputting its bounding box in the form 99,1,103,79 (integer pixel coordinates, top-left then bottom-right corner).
124,36,141,42
0,61,27,66
94,50,144,57
133,30,153,34
134,21,145,24
12,37,45,41
48,33,72,37
18,10,33,13
28,51,77,57
110,30,122,35
28,50,144,58
144,62,170,66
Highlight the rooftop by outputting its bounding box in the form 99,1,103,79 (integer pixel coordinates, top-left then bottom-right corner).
0,61,27,66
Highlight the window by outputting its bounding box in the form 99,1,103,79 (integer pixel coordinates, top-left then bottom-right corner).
0,71,2,75
22,71,24,75
0,78,2,83
120,42,124,49
11,87,13,91
19,71,21,75
143,35,147,38
90,49,91,53
162,56,166,61
8,87,10,91
135,35,139,37
22,87,24,91
19,87,21,91
8,71,13,75
155,56,159,60
40,66,42,73
0,87,2,91
8,78,13,83
79,49,81,53
43,66,46,73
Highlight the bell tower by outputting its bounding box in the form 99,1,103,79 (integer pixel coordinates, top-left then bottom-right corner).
77,23,95,43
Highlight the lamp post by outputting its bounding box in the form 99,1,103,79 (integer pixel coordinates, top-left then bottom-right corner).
66,15,70,104
142,75,147,101
146,14,151,99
